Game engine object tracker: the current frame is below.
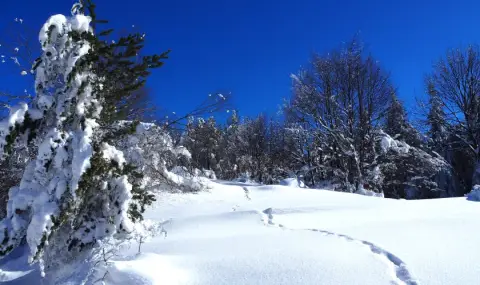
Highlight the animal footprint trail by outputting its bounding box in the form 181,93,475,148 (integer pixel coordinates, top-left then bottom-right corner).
261,208,419,285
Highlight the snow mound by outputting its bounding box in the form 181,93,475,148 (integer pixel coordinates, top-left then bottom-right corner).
467,185,480,201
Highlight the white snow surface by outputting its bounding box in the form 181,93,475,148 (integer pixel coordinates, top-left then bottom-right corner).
2,181,480,285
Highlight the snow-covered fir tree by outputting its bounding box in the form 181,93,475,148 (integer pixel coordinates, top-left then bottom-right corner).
0,0,169,275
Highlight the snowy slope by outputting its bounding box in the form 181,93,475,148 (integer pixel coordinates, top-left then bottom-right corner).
2,181,480,284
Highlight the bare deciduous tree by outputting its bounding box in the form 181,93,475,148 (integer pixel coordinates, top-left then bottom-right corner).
286,38,394,191
427,45,480,188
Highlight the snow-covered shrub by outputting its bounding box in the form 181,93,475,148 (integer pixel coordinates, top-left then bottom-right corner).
183,116,222,173
466,185,480,202
114,121,208,193
374,131,451,199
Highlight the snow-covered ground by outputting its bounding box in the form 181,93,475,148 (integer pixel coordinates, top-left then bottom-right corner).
2,181,480,284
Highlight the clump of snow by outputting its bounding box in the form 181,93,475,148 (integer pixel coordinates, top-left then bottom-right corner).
101,142,126,167
379,131,410,154
38,14,91,48
380,133,397,153
38,15,67,46
0,103,29,156
7,103,28,127
466,185,480,201
173,146,191,160
70,15,92,32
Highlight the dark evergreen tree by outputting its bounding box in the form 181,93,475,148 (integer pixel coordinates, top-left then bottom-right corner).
385,94,423,148
426,82,448,154
375,132,451,199
218,110,241,179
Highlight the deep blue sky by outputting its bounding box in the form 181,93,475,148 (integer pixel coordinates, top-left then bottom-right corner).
1,0,480,119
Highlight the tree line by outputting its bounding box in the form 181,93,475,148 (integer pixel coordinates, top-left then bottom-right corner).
182,39,479,199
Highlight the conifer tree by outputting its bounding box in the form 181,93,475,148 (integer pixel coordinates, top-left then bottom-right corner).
426,81,448,154
0,0,169,274
218,110,240,179
385,94,422,147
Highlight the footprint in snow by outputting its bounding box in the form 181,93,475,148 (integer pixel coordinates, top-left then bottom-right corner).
261,208,283,227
